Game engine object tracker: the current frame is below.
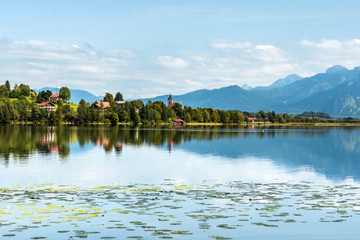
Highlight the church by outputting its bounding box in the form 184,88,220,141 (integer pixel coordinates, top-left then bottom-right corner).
168,94,175,108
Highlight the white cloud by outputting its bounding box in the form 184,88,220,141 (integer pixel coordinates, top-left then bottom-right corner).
209,39,252,49
2,38,360,100
247,44,289,62
103,49,136,58
299,38,360,71
300,39,343,49
157,56,189,68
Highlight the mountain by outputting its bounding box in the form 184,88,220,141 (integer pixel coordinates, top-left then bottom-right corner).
241,84,252,90
253,74,302,90
289,67,360,117
36,87,103,104
141,65,360,118
142,85,266,112
267,74,303,89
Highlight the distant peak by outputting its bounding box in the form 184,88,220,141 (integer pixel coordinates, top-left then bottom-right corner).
285,74,302,79
224,85,241,89
241,84,252,90
268,74,302,89
326,65,348,74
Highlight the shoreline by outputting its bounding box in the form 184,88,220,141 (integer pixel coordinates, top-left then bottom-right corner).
2,121,360,127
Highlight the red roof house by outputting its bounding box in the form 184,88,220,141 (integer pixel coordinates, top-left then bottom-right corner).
39,102,55,112
93,101,110,110
173,119,185,126
49,94,61,101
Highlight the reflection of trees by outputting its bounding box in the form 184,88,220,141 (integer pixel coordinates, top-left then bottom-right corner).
0,125,77,165
0,125,40,163
1,125,359,181
0,125,333,163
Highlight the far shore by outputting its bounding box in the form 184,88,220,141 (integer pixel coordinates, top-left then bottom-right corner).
186,122,360,127
3,121,360,127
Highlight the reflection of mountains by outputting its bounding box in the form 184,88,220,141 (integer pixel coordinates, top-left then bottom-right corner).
179,128,360,180
0,126,359,180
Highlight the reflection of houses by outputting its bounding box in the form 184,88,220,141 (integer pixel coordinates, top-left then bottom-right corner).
39,102,55,112
173,119,185,127
50,94,62,101
115,140,124,153
95,137,109,148
92,101,110,110
38,132,58,154
168,94,175,108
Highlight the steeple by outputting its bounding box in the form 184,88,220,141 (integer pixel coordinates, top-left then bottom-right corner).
168,94,173,107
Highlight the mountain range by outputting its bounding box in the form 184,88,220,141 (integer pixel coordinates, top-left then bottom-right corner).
35,65,360,118
141,65,360,118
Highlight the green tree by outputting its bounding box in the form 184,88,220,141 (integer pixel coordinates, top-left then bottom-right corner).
202,109,210,122
9,84,21,98
119,110,130,122
103,93,114,104
109,112,119,125
211,109,220,123
237,111,245,123
115,92,123,101
5,80,10,91
37,90,53,103
0,85,9,98
48,111,59,125
79,99,86,105
59,86,71,102
184,112,192,122
19,84,30,97
173,103,183,119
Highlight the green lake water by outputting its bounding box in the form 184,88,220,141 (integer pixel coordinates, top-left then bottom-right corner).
0,125,360,239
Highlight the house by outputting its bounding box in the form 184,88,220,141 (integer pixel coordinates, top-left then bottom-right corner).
115,101,126,106
168,94,175,108
39,102,55,112
173,119,185,126
49,94,62,101
248,117,257,122
92,101,110,110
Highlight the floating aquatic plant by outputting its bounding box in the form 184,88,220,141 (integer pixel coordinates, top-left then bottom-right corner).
1,180,360,239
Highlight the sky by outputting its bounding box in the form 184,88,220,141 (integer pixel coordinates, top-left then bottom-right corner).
1,0,360,99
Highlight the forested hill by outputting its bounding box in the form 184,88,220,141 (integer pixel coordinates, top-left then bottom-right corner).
36,87,103,104
141,65,360,118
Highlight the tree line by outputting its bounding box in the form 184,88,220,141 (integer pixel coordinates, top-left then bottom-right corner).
0,81,358,125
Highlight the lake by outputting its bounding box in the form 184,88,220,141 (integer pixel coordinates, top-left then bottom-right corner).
1,125,360,239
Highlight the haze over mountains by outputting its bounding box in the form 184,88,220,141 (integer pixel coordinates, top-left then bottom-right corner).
141,65,360,118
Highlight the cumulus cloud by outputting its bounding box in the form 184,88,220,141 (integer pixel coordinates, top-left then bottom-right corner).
298,38,360,71
157,56,189,68
2,38,360,99
247,44,289,62
0,39,136,95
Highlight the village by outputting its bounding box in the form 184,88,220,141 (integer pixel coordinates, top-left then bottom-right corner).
1,82,351,126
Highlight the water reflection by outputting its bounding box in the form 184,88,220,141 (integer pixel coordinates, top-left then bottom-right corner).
0,125,360,181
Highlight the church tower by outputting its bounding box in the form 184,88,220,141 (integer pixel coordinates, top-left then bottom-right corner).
168,94,173,107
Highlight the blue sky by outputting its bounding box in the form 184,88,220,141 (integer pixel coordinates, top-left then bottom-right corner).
1,0,360,99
